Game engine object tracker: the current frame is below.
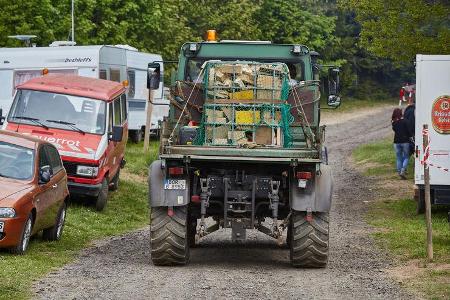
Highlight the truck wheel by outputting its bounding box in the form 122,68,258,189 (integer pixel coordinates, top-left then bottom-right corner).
130,130,142,143
187,218,197,247
95,178,109,212
290,211,329,268
43,203,67,241
109,169,120,191
150,206,189,266
416,189,425,214
286,221,292,249
11,213,33,255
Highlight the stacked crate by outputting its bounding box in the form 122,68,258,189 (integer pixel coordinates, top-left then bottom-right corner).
196,61,293,147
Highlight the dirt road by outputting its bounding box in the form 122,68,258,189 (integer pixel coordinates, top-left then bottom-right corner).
34,105,415,300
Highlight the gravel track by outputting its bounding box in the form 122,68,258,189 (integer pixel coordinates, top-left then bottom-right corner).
34,105,416,300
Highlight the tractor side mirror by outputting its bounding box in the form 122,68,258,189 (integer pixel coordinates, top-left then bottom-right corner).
327,67,341,108
147,62,161,90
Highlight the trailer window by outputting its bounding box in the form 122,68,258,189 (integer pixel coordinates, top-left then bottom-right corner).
127,70,135,98
99,69,107,80
110,69,121,82
14,69,77,96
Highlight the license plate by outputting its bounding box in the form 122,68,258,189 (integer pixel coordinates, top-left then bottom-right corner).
164,179,186,190
0,221,4,233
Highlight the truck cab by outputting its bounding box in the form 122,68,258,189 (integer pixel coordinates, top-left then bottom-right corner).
148,37,340,267
3,74,128,211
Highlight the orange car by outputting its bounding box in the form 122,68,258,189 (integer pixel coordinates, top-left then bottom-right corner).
0,130,69,254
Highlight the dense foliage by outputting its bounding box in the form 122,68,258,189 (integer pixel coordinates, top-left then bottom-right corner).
0,0,447,97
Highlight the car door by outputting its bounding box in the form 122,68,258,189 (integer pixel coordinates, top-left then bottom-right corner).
109,97,123,180
44,145,67,220
33,145,58,231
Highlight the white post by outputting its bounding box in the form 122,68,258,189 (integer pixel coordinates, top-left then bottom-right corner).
71,0,75,42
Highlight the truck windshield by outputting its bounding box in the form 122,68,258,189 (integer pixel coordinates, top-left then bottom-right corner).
0,142,34,180
8,90,106,135
186,59,305,83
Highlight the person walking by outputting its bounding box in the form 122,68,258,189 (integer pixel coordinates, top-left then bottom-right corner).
392,108,412,179
403,101,416,156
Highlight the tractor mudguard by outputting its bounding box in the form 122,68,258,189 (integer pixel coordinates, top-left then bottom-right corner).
290,164,333,212
148,160,190,207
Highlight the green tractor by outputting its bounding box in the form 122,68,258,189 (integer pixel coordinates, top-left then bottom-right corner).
148,35,340,268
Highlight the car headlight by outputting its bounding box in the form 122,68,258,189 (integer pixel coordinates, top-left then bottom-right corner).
0,208,16,218
76,165,99,177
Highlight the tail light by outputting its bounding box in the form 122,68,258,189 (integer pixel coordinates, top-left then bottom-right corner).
296,172,312,180
168,167,184,175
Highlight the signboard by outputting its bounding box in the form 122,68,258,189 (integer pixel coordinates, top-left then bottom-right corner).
431,95,450,134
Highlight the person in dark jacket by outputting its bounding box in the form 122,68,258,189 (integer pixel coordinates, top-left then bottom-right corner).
403,102,416,156
392,108,412,179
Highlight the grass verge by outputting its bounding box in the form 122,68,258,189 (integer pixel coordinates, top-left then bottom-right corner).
0,141,157,300
353,138,450,299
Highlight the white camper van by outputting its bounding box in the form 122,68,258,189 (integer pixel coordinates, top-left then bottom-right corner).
0,45,166,142
414,55,450,213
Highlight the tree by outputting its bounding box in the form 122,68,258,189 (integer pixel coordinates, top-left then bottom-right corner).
339,0,450,62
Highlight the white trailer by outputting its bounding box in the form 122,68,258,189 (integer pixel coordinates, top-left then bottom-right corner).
414,54,450,213
0,45,165,142
125,50,168,142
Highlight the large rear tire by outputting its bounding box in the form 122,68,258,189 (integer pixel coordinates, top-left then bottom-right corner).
150,206,189,266
290,211,329,268
43,203,67,241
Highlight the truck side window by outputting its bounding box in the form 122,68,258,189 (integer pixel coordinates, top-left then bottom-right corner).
127,70,135,98
99,69,107,80
45,145,63,174
108,103,113,132
113,98,121,125
39,146,52,175
120,94,127,121
110,69,121,82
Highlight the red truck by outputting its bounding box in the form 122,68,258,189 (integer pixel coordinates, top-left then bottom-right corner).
3,74,128,211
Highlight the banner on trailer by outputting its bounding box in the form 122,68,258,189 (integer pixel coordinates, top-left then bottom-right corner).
431,95,450,134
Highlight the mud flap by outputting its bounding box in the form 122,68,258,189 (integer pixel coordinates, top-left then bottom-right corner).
290,164,333,212
148,160,190,207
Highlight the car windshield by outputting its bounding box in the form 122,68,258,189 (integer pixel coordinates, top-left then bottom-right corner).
8,90,106,135
185,58,305,83
0,142,34,180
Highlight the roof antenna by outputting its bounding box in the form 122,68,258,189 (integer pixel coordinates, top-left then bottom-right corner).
8,35,37,47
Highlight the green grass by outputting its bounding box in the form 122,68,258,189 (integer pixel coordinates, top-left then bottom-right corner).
353,137,414,179
353,139,450,299
0,141,158,300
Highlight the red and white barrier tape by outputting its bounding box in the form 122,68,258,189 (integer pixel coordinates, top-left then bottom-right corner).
419,128,449,172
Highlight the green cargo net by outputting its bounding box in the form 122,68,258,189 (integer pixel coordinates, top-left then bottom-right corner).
203,61,291,102
195,103,294,148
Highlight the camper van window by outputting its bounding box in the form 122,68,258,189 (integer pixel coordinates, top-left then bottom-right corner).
14,70,77,96
127,70,136,98
120,94,127,121
13,71,42,95
110,69,121,82
113,98,121,125
99,69,107,80
8,89,107,135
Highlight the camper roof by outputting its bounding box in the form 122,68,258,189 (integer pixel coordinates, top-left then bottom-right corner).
17,74,126,101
